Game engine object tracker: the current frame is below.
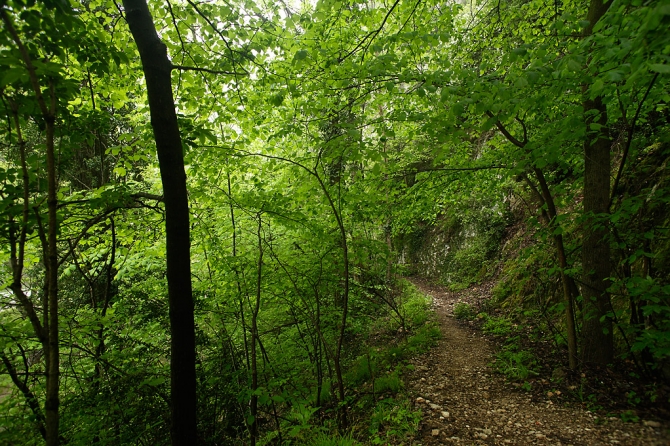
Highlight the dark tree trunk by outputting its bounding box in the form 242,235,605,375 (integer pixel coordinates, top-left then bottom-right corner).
122,0,197,443
581,0,614,366
44,110,59,446
581,94,614,365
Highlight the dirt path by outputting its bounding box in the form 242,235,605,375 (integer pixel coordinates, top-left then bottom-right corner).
405,278,669,445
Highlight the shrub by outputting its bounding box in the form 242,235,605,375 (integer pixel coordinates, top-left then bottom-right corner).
369,398,421,445
492,341,539,381
374,371,403,394
454,302,475,320
399,283,432,327
482,316,513,336
306,433,362,446
406,324,441,354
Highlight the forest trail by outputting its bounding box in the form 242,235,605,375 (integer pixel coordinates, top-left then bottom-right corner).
404,278,669,446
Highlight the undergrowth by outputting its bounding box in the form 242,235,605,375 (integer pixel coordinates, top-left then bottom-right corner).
492,337,540,381
261,280,438,445
350,280,438,444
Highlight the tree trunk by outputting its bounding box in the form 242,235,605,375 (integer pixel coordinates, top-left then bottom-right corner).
529,169,579,369
581,94,614,365
581,0,614,366
0,11,61,445
1,353,47,440
122,0,197,443
44,109,59,446
249,215,263,446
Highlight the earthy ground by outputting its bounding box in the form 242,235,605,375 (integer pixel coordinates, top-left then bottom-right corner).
405,278,670,446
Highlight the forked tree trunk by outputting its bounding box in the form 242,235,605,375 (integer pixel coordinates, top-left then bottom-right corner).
122,0,197,443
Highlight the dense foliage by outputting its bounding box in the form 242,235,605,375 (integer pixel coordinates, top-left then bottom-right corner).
0,0,669,444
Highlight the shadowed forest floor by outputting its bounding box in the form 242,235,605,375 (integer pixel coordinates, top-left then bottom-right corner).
404,278,670,446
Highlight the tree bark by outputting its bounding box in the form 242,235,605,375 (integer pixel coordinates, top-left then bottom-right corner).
1,10,60,445
249,215,263,446
526,170,579,369
581,0,614,366
122,0,197,443
490,111,579,369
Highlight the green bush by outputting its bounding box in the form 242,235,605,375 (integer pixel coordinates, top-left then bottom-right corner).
399,283,432,327
374,371,403,394
369,398,421,445
306,433,362,446
492,340,539,381
347,354,377,386
482,316,513,336
454,302,475,320
406,324,441,354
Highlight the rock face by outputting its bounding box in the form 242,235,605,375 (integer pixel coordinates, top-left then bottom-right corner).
406,278,670,445
396,208,508,287
397,223,456,280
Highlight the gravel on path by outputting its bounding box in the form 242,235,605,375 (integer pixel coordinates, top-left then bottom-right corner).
406,278,670,446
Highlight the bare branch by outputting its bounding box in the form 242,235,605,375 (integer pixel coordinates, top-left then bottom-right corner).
171,64,248,76
609,73,659,209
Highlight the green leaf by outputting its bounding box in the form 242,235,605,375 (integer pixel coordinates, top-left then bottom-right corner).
591,79,604,94
567,59,581,72
293,50,309,62
1,68,24,86
514,76,528,88
440,88,450,102
269,93,284,106
649,64,670,74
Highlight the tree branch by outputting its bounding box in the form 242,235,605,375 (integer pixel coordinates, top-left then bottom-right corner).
171,64,247,76
609,73,659,209
1,353,47,440
486,111,526,148
338,0,402,63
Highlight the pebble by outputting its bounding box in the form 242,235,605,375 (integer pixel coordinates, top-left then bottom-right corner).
408,280,670,446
